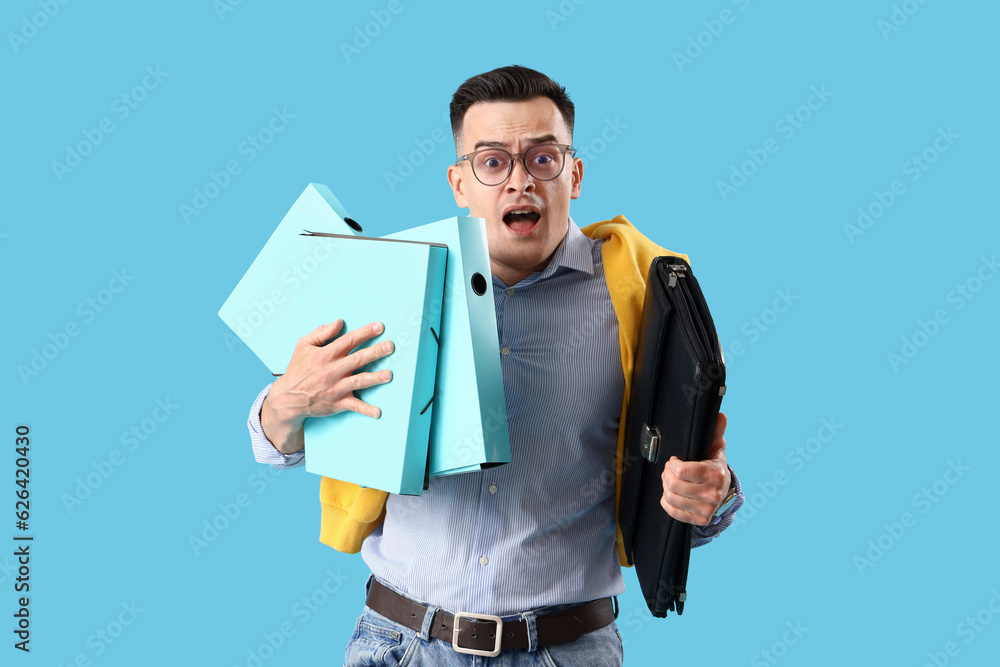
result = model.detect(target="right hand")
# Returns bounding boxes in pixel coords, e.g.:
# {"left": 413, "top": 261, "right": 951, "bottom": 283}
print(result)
{"left": 261, "top": 320, "right": 394, "bottom": 453}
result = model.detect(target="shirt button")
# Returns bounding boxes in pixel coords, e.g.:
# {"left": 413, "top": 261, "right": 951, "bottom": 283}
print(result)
{"left": 479, "top": 556, "right": 488, "bottom": 566}
{"left": 500, "top": 346, "right": 510, "bottom": 355}
{"left": 489, "top": 484, "right": 498, "bottom": 494}
{"left": 506, "top": 289, "right": 514, "bottom": 296}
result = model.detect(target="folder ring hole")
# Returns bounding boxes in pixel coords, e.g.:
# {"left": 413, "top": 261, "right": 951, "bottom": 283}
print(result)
{"left": 471, "top": 273, "right": 487, "bottom": 296}
{"left": 344, "top": 216, "right": 363, "bottom": 233}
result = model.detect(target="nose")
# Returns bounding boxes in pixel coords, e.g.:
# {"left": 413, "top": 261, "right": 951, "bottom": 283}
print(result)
{"left": 505, "top": 156, "right": 535, "bottom": 193}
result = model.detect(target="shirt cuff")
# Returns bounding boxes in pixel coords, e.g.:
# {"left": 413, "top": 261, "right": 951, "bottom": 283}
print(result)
{"left": 248, "top": 382, "right": 305, "bottom": 469}
{"left": 691, "top": 467, "right": 744, "bottom": 548}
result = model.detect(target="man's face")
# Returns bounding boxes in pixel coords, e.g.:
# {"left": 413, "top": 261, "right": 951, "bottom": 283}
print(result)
{"left": 447, "top": 97, "right": 582, "bottom": 286}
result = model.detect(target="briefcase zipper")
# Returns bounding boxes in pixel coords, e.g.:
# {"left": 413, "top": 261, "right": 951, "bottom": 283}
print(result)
{"left": 665, "top": 264, "right": 709, "bottom": 368}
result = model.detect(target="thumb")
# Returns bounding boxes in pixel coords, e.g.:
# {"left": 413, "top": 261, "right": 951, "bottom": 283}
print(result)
{"left": 707, "top": 412, "right": 727, "bottom": 460}
{"left": 300, "top": 319, "right": 344, "bottom": 347}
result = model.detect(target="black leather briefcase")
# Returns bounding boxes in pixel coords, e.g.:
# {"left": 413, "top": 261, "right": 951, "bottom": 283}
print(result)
{"left": 618, "top": 256, "right": 726, "bottom": 618}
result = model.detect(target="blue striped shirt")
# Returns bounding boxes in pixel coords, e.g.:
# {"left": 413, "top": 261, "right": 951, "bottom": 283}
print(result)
{"left": 247, "top": 217, "right": 743, "bottom": 616}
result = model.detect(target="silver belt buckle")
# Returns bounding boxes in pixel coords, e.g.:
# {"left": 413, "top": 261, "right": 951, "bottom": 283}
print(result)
{"left": 452, "top": 611, "right": 503, "bottom": 657}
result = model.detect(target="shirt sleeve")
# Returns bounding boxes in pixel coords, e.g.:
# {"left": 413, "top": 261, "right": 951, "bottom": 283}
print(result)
{"left": 248, "top": 383, "right": 305, "bottom": 470}
{"left": 690, "top": 467, "right": 744, "bottom": 548}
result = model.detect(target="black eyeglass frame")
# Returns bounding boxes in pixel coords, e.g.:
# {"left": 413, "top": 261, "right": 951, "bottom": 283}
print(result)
{"left": 454, "top": 143, "right": 577, "bottom": 186}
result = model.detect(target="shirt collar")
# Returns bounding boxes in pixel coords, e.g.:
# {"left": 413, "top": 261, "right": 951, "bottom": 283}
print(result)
{"left": 535, "top": 216, "right": 597, "bottom": 279}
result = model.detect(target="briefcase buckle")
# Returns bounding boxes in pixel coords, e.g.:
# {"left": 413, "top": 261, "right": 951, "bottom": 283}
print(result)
{"left": 452, "top": 612, "right": 503, "bottom": 657}
{"left": 641, "top": 424, "right": 660, "bottom": 462}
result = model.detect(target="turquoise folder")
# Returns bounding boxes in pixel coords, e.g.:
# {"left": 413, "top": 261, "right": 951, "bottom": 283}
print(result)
{"left": 385, "top": 217, "right": 511, "bottom": 476}
{"left": 218, "top": 183, "right": 366, "bottom": 373}
{"left": 219, "top": 185, "right": 448, "bottom": 495}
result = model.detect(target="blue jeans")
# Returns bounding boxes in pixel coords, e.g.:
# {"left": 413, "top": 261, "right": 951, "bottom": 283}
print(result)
{"left": 343, "top": 605, "right": 624, "bottom": 666}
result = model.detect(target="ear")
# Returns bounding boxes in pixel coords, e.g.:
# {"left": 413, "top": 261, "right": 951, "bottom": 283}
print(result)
{"left": 569, "top": 155, "right": 583, "bottom": 200}
{"left": 447, "top": 162, "right": 469, "bottom": 209}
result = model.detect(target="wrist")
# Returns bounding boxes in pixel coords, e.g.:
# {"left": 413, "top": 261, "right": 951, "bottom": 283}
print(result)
{"left": 260, "top": 389, "right": 306, "bottom": 455}
{"left": 264, "top": 378, "right": 306, "bottom": 429}
{"left": 713, "top": 465, "right": 738, "bottom": 517}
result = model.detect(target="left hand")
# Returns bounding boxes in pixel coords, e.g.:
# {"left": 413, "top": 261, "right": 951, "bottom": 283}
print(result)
{"left": 659, "top": 412, "right": 731, "bottom": 526}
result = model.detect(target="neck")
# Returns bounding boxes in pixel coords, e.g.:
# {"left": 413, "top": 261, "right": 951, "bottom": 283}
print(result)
{"left": 491, "top": 262, "right": 548, "bottom": 288}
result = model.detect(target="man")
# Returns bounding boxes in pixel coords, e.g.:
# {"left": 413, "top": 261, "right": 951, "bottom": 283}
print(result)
{"left": 248, "top": 65, "right": 743, "bottom": 666}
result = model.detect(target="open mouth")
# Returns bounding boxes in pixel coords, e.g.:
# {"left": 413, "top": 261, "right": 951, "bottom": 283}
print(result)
{"left": 503, "top": 209, "right": 541, "bottom": 232}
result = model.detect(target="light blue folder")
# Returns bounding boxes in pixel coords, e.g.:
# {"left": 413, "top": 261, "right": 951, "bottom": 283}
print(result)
{"left": 385, "top": 217, "right": 511, "bottom": 476}
{"left": 218, "top": 183, "right": 366, "bottom": 373}
{"left": 219, "top": 185, "right": 447, "bottom": 495}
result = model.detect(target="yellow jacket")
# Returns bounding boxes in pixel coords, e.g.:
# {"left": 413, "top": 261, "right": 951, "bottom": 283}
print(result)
{"left": 317, "top": 215, "right": 687, "bottom": 567}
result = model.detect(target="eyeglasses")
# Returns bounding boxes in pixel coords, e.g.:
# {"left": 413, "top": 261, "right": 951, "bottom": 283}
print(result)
{"left": 455, "top": 143, "right": 576, "bottom": 186}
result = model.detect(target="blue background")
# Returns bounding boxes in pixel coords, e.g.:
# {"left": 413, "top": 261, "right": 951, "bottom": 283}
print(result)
{"left": 4, "top": 1, "right": 998, "bottom": 665}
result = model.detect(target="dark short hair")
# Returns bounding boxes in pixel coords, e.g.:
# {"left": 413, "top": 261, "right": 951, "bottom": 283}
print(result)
{"left": 450, "top": 65, "right": 575, "bottom": 150}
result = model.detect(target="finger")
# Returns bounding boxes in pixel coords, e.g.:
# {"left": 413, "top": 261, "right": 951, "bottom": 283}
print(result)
{"left": 706, "top": 412, "right": 728, "bottom": 459}
{"left": 298, "top": 320, "right": 344, "bottom": 347}
{"left": 667, "top": 456, "right": 722, "bottom": 484}
{"left": 325, "top": 321, "right": 385, "bottom": 358}
{"left": 659, "top": 490, "right": 712, "bottom": 526}
{"left": 660, "top": 467, "right": 707, "bottom": 501}
{"left": 664, "top": 464, "right": 728, "bottom": 508}
{"left": 346, "top": 337, "right": 395, "bottom": 373}
{"left": 341, "top": 369, "right": 393, "bottom": 394}
{"left": 338, "top": 395, "right": 383, "bottom": 420}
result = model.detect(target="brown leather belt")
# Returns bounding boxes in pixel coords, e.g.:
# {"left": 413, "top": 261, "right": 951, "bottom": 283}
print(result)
{"left": 365, "top": 578, "right": 616, "bottom": 657}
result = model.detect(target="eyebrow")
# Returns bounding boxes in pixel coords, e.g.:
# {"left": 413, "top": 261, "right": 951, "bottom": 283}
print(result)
{"left": 472, "top": 134, "right": 559, "bottom": 151}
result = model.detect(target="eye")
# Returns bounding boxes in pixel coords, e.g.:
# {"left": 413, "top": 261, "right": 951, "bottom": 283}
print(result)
{"left": 529, "top": 146, "right": 561, "bottom": 165}
{"left": 476, "top": 152, "right": 509, "bottom": 170}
